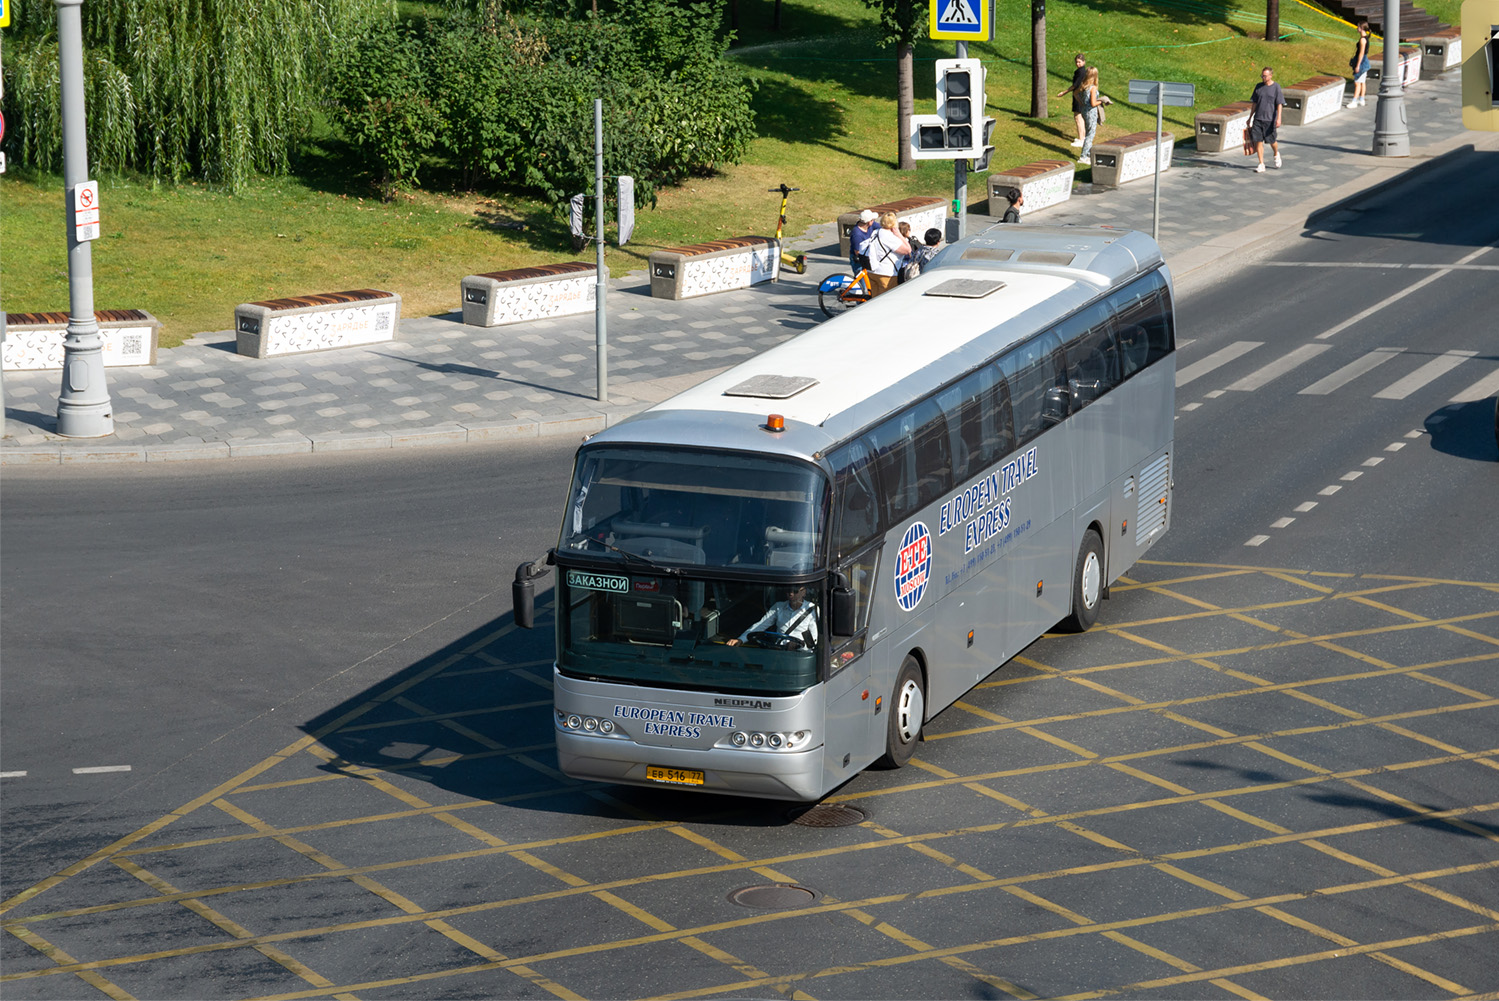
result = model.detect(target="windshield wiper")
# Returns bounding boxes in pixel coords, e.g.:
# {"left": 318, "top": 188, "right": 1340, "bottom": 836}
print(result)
{"left": 589, "top": 538, "right": 682, "bottom": 576}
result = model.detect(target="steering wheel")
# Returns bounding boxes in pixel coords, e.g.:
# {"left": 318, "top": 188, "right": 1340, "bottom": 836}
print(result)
{"left": 745, "top": 630, "right": 804, "bottom": 650}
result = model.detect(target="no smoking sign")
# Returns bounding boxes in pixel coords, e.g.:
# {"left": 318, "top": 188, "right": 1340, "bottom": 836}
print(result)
{"left": 73, "top": 180, "right": 101, "bottom": 242}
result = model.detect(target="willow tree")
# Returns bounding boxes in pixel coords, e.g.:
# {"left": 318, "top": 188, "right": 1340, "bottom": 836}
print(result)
{"left": 1, "top": 0, "right": 383, "bottom": 188}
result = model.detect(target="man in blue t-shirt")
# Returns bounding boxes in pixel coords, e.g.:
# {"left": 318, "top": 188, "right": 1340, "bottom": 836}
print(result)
{"left": 1249, "top": 66, "right": 1284, "bottom": 174}
{"left": 849, "top": 210, "right": 880, "bottom": 273}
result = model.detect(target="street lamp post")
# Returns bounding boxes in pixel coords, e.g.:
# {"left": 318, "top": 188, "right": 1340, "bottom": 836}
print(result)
{"left": 1372, "top": 0, "right": 1411, "bottom": 156}
{"left": 54, "top": 0, "right": 114, "bottom": 437}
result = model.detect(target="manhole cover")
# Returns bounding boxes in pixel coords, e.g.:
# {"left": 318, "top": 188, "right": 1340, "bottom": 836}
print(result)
{"left": 728, "top": 884, "right": 820, "bottom": 909}
{"left": 789, "top": 803, "right": 868, "bottom": 828}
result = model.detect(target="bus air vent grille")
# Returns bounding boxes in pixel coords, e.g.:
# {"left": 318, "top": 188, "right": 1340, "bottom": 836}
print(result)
{"left": 961, "top": 248, "right": 1014, "bottom": 262}
{"left": 924, "top": 278, "right": 1007, "bottom": 299}
{"left": 1017, "top": 250, "right": 1077, "bottom": 265}
{"left": 723, "top": 374, "right": 819, "bottom": 399}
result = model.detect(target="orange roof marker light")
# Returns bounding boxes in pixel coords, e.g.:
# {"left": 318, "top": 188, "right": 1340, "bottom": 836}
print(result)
{"left": 765, "top": 414, "right": 786, "bottom": 432}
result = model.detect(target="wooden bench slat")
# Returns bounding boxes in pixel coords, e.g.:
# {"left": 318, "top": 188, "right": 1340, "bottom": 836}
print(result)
{"left": 475, "top": 262, "right": 596, "bottom": 282}
{"left": 247, "top": 289, "right": 392, "bottom": 311}
{"left": 6, "top": 308, "right": 152, "bottom": 326}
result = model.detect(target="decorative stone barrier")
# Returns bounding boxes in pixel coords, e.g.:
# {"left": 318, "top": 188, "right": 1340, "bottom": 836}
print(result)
{"left": 648, "top": 237, "right": 780, "bottom": 300}
{"left": 1194, "top": 101, "right": 1253, "bottom": 154}
{"left": 461, "top": 262, "right": 599, "bottom": 327}
{"left": 1282, "top": 76, "right": 1345, "bottom": 126}
{"left": 235, "top": 289, "right": 400, "bottom": 359}
{"left": 2, "top": 309, "right": 161, "bottom": 371}
{"left": 1421, "top": 28, "right": 1461, "bottom": 75}
{"left": 1368, "top": 46, "right": 1422, "bottom": 88}
{"left": 836, "top": 196, "right": 948, "bottom": 258}
{"left": 986, "top": 160, "right": 1074, "bottom": 217}
{"left": 1089, "top": 131, "right": 1174, "bottom": 190}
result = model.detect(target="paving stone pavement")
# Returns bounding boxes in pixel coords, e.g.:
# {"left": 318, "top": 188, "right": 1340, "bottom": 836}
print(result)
{"left": 3, "top": 70, "right": 1491, "bottom": 463}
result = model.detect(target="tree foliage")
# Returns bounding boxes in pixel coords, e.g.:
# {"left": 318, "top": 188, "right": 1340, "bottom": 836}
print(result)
{"left": 326, "top": 1, "right": 757, "bottom": 207}
{"left": 862, "top": 0, "right": 921, "bottom": 169}
{"left": 0, "top": 0, "right": 383, "bottom": 188}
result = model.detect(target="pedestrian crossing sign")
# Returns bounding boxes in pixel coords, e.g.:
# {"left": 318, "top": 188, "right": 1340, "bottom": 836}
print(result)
{"left": 930, "top": 0, "right": 989, "bottom": 40}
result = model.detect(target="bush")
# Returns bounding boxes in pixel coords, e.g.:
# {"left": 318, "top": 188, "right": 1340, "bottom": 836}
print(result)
{"left": 328, "top": 21, "right": 443, "bottom": 195}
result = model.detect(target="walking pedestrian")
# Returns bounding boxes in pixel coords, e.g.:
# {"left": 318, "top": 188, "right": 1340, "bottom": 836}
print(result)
{"left": 1057, "top": 53, "right": 1089, "bottom": 148}
{"left": 1078, "top": 67, "right": 1106, "bottom": 165}
{"left": 1248, "top": 66, "right": 1284, "bottom": 173}
{"left": 1000, "top": 187, "right": 1024, "bottom": 223}
{"left": 849, "top": 209, "right": 880, "bottom": 273}
{"left": 865, "top": 211, "right": 910, "bottom": 297}
{"left": 1348, "top": 22, "right": 1372, "bottom": 107}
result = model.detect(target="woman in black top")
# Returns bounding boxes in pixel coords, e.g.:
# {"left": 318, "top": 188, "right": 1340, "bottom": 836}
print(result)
{"left": 1056, "top": 53, "right": 1088, "bottom": 148}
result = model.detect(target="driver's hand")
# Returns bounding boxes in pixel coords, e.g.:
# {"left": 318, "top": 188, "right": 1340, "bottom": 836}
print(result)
{"left": 726, "top": 638, "right": 741, "bottom": 647}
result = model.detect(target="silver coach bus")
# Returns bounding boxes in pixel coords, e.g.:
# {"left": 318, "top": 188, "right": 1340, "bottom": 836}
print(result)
{"left": 513, "top": 224, "right": 1176, "bottom": 801}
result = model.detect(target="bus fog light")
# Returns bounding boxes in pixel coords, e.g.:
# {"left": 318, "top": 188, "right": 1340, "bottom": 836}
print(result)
{"left": 750, "top": 733, "right": 766, "bottom": 747}
{"left": 583, "top": 717, "right": 598, "bottom": 731}
{"left": 731, "top": 732, "right": 748, "bottom": 746}
{"left": 599, "top": 719, "right": 615, "bottom": 734}
{"left": 566, "top": 714, "right": 583, "bottom": 729}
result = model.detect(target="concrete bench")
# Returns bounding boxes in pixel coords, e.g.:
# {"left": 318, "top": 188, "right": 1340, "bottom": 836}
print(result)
{"left": 1421, "top": 28, "right": 1461, "bottom": 75}
{"left": 1089, "top": 131, "right": 1174, "bottom": 190}
{"left": 461, "top": 262, "right": 598, "bottom": 327}
{"left": 235, "top": 289, "right": 400, "bottom": 359}
{"left": 1368, "top": 45, "right": 1422, "bottom": 88}
{"left": 986, "top": 160, "right": 1074, "bottom": 217}
{"left": 837, "top": 196, "right": 948, "bottom": 259}
{"left": 648, "top": 237, "right": 779, "bottom": 300}
{"left": 1282, "top": 76, "right": 1345, "bottom": 126}
{"left": 2, "top": 309, "right": 160, "bottom": 371}
{"left": 1193, "top": 101, "right": 1253, "bottom": 154}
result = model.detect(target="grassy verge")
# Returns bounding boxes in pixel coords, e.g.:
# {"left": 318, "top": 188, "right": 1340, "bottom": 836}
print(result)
{"left": 0, "top": 0, "right": 1370, "bottom": 348}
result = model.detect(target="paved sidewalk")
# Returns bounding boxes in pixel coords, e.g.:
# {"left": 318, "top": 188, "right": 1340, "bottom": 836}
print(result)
{"left": 3, "top": 71, "right": 1490, "bottom": 464}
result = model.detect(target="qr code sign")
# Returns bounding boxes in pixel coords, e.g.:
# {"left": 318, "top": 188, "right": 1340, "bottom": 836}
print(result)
{"left": 122, "top": 334, "right": 143, "bottom": 356}
{"left": 375, "top": 310, "right": 392, "bottom": 331}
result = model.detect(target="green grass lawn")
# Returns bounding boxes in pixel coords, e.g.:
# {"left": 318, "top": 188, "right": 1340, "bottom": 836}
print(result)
{"left": 0, "top": 0, "right": 1375, "bottom": 347}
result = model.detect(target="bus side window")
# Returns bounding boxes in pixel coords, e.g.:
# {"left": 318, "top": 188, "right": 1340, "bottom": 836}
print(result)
{"left": 1112, "top": 272, "right": 1174, "bottom": 372}
{"left": 955, "top": 365, "right": 1014, "bottom": 477}
{"left": 1059, "top": 302, "right": 1119, "bottom": 408}
{"left": 1002, "top": 330, "right": 1066, "bottom": 444}
{"left": 831, "top": 437, "right": 882, "bottom": 559}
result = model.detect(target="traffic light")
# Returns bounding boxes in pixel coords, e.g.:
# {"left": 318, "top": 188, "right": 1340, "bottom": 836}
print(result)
{"left": 909, "top": 57, "right": 995, "bottom": 162}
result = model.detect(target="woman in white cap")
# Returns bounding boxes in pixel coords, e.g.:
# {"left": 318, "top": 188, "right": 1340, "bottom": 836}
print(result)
{"left": 849, "top": 209, "right": 880, "bottom": 273}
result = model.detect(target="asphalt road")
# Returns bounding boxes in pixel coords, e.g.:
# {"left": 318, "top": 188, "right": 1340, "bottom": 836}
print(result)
{"left": 2, "top": 152, "right": 1496, "bottom": 999}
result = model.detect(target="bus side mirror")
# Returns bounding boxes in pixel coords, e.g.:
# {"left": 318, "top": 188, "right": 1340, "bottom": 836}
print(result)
{"left": 830, "top": 573, "right": 857, "bottom": 636}
{"left": 512, "top": 557, "right": 553, "bottom": 630}
{"left": 1042, "top": 385, "right": 1071, "bottom": 425}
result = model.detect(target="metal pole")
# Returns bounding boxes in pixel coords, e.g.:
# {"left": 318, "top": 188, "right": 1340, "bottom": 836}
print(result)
{"left": 954, "top": 41, "right": 968, "bottom": 240}
{"left": 1372, "top": 0, "right": 1410, "bottom": 156}
{"left": 593, "top": 98, "right": 608, "bottom": 404}
{"left": 54, "top": 0, "right": 114, "bottom": 437}
{"left": 1153, "top": 92, "right": 1164, "bottom": 241}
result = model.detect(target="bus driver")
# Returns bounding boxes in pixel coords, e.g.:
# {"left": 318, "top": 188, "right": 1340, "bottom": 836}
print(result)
{"left": 727, "top": 585, "right": 819, "bottom": 648}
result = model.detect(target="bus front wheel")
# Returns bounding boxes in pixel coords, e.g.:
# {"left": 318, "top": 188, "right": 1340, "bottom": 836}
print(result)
{"left": 1064, "top": 530, "right": 1104, "bottom": 633}
{"left": 876, "top": 657, "right": 925, "bottom": 768}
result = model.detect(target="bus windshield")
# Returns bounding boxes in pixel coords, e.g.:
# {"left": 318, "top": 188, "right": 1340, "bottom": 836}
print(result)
{"left": 559, "top": 572, "right": 822, "bottom": 694}
{"left": 559, "top": 447, "right": 828, "bottom": 572}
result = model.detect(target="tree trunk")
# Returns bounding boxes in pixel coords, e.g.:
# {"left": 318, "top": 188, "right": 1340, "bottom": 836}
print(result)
{"left": 1030, "top": 0, "right": 1047, "bottom": 117}
{"left": 1265, "top": 0, "right": 1280, "bottom": 41}
{"left": 773, "top": 0, "right": 782, "bottom": 31}
{"left": 897, "top": 41, "right": 915, "bottom": 170}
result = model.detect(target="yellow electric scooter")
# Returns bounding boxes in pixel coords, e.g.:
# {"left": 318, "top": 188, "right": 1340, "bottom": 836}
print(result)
{"left": 769, "top": 184, "right": 807, "bottom": 275}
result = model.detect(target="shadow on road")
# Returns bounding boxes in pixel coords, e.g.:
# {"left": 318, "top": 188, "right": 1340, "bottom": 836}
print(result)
{"left": 1427, "top": 398, "right": 1499, "bottom": 462}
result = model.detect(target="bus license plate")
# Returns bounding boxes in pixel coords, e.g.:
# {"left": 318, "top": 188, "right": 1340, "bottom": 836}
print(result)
{"left": 647, "top": 765, "right": 704, "bottom": 786}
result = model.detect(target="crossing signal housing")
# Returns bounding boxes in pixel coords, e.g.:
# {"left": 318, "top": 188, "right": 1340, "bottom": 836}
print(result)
{"left": 910, "top": 57, "right": 995, "bottom": 162}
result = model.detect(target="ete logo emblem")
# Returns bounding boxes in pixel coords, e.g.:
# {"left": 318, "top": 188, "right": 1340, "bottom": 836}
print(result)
{"left": 894, "top": 522, "right": 932, "bottom": 612}
{"left": 929, "top": 0, "right": 988, "bottom": 39}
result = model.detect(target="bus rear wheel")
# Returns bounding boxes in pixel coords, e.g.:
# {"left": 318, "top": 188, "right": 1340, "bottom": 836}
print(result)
{"left": 1063, "top": 529, "right": 1104, "bottom": 633}
{"left": 875, "top": 656, "right": 925, "bottom": 768}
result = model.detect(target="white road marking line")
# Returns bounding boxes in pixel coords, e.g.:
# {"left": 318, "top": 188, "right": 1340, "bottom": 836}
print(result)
{"left": 1405, "top": 429, "right": 1428, "bottom": 438}
{"left": 1262, "top": 261, "right": 1499, "bottom": 272}
{"left": 1, "top": 771, "right": 28, "bottom": 779}
{"left": 1375, "top": 351, "right": 1479, "bottom": 400}
{"left": 1298, "top": 347, "right": 1404, "bottom": 395}
{"left": 1226, "top": 343, "right": 1332, "bottom": 392}
{"left": 1450, "top": 366, "right": 1499, "bottom": 403}
{"left": 72, "top": 765, "right": 132, "bottom": 775}
{"left": 1204, "top": 390, "right": 1226, "bottom": 398}
{"left": 1386, "top": 442, "right": 1406, "bottom": 451}
{"left": 1245, "top": 535, "right": 1270, "bottom": 547}
{"left": 1176, "top": 342, "right": 1263, "bottom": 387}
{"left": 1181, "top": 402, "right": 1202, "bottom": 411}
{"left": 1271, "top": 517, "right": 1295, "bottom": 528}
{"left": 1362, "top": 457, "right": 1384, "bottom": 466}
{"left": 1295, "top": 502, "right": 1318, "bottom": 512}
{"left": 1341, "top": 471, "right": 1363, "bottom": 481}
{"left": 1313, "top": 245, "right": 1495, "bottom": 341}
{"left": 1318, "top": 485, "right": 1343, "bottom": 496}
{"left": 1177, "top": 338, "right": 1196, "bottom": 349}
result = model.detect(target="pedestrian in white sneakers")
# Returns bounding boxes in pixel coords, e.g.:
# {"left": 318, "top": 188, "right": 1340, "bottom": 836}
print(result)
{"left": 1057, "top": 53, "right": 1089, "bottom": 148}
{"left": 1348, "top": 22, "right": 1371, "bottom": 107}
{"left": 1248, "top": 66, "right": 1284, "bottom": 173}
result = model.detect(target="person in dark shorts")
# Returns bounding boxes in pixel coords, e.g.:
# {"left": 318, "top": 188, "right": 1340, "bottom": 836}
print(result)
{"left": 1001, "top": 187, "right": 1023, "bottom": 223}
{"left": 1249, "top": 66, "right": 1284, "bottom": 173}
{"left": 1056, "top": 53, "right": 1089, "bottom": 148}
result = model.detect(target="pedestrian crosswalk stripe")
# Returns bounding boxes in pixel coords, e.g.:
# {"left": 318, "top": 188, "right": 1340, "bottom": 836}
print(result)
{"left": 1226, "top": 343, "right": 1330, "bottom": 392}
{"left": 1176, "top": 341, "right": 1261, "bottom": 387}
{"left": 1448, "top": 366, "right": 1499, "bottom": 403}
{"left": 1299, "top": 347, "right": 1405, "bottom": 396}
{"left": 1374, "top": 350, "right": 1479, "bottom": 400}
